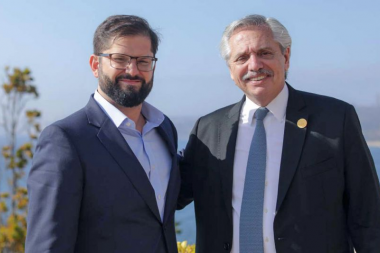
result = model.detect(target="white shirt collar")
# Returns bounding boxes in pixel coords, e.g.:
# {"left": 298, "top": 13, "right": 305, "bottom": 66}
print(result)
{"left": 93, "top": 89, "right": 165, "bottom": 128}
{"left": 241, "top": 84, "right": 289, "bottom": 124}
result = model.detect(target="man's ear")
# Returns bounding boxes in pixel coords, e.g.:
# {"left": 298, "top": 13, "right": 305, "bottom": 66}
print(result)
{"left": 89, "top": 55, "right": 100, "bottom": 78}
{"left": 284, "top": 47, "right": 291, "bottom": 71}
{"left": 228, "top": 63, "right": 235, "bottom": 81}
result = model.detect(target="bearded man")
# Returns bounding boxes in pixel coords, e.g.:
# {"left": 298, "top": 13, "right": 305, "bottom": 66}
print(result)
{"left": 26, "top": 15, "right": 180, "bottom": 253}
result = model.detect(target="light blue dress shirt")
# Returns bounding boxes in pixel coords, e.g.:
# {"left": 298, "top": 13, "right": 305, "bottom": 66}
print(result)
{"left": 94, "top": 91, "right": 172, "bottom": 221}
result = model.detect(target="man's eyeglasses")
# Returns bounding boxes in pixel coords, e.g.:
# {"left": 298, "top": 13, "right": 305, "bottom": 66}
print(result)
{"left": 97, "top": 53, "right": 158, "bottom": 72}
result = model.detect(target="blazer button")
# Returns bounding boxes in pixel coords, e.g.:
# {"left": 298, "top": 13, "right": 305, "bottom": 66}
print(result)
{"left": 223, "top": 243, "right": 230, "bottom": 250}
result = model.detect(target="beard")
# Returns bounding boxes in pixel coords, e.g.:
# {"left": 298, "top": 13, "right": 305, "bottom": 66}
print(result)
{"left": 98, "top": 69, "right": 153, "bottom": 108}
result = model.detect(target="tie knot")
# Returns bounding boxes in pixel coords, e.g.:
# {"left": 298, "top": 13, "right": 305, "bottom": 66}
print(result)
{"left": 255, "top": 107, "right": 269, "bottom": 120}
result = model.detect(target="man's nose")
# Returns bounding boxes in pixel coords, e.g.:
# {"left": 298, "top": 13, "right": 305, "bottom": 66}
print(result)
{"left": 124, "top": 59, "right": 139, "bottom": 76}
{"left": 248, "top": 54, "right": 263, "bottom": 71}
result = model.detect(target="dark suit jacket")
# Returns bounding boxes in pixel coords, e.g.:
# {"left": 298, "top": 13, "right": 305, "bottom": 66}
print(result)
{"left": 178, "top": 84, "right": 380, "bottom": 253}
{"left": 26, "top": 96, "right": 180, "bottom": 253}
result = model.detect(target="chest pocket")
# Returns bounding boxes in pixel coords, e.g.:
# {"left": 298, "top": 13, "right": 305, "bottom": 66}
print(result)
{"left": 301, "top": 157, "right": 336, "bottom": 179}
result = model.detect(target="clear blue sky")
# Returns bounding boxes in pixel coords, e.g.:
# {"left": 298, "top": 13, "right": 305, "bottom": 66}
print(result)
{"left": 0, "top": 0, "right": 379, "bottom": 126}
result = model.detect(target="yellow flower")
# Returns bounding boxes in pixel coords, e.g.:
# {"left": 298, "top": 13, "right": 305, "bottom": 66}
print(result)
{"left": 177, "top": 241, "right": 195, "bottom": 253}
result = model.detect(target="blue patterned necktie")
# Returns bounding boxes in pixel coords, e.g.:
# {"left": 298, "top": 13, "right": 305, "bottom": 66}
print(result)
{"left": 240, "top": 107, "right": 269, "bottom": 253}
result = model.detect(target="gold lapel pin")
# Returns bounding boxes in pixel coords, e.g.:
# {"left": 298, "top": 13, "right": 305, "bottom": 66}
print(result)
{"left": 297, "top": 118, "right": 307, "bottom": 128}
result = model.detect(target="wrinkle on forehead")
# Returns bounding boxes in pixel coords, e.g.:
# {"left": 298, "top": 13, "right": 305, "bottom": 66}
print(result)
{"left": 231, "top": 25, "right": 273, "bottom": 39}
{"left": 229, "top": 27, "right": 283, "bottom": 56}
{"left": 230, "top": 29, "right": 273, "bottom": 50}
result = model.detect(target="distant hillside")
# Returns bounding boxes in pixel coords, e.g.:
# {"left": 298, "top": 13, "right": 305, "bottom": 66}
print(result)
{"left": 171, "top": 117, "right": 197, "bottom": 142}
{"left": 171, "top": 105, "right": 380, "bottom": 143}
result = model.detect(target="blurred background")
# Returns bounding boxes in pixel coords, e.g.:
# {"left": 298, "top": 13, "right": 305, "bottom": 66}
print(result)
{"left": 0, "top": 0, "right": 379, "bottom": 249}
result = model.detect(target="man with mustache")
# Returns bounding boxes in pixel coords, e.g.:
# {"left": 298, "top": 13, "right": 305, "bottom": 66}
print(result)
{"left": 178, "top": 15, "right": 380, "bottom": 252}
{"left": 26, "top": 15, "right": 180, "bottom": 253}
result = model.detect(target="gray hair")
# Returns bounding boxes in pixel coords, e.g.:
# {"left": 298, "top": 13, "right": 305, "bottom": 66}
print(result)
{"left": 220, "top": 14, "right": 292, "bottom": 61}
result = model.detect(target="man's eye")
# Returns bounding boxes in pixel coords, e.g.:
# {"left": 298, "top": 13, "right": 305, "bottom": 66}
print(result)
{"left": 260, "top": 51, "right": 274, "bottom": 58}
{"left": 114, "top": 57, "right": 128, "bottom": 63}
{"left": 236, "top": 56, "right": 248, "bottom": 63}
{"left": 138, "top": 59, "right": 151, "bottom": 65}
{"left": 137, "top": 58, "right": 153, "bottom": 67}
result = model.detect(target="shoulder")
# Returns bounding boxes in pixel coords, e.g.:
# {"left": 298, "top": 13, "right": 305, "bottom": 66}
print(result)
{"left": 293, "top": 88, "right": 353, "bottom": 115}
{"left": 197, "top": 101, "right": 241, "bottom": 127}
{"left": 300, "top": 90, "right": 350, "bottom": 107}
{"left": 41, "top": 107, "right": 89, "bottom": 140}
{"left": 289, "top": 87, "right": 359, "bottom": 131}
{"left": 54, "top": 108, "right": 88, "bottom": 128}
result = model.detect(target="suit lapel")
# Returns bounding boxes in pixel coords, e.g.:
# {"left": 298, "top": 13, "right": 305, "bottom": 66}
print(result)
{"left": 156, "top": 121, "right": 180, "bottom": 224}
{"left": 163, "top": 155, "right": 180, "bottom": 224}
{"left": 276, "top": 84, "right": 308, "bottom": 212}
{"left": 156, "top": 120, "right": 176, "bottom": 157}
{"left": 218, "top": 98, "right": 245, "bottom": 222}
{"left": 85, "top": 96, "right": 162, "bottom": 222}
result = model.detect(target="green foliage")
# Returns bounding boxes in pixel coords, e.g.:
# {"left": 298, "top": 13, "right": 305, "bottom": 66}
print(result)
{"left": 175, "top": 221, "right": 182, "bottom": 234}
{"left": 2, "top": 67, "right": 38, "bottom": 97}
{"left": 0, "top": 213, "right": 27, "bottom": 252}
{"left": 0, "top": 67, "right": 41, "bottom": 252}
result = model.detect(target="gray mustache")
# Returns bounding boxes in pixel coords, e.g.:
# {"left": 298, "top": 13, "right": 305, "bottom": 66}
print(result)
{"left": 242, "top": 70, "right": 273, "bottom": 81}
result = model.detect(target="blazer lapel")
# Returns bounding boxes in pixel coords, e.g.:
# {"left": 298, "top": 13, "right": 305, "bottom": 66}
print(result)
{"left": 276, "top": 84, "right": 308, "bottom": 212}
{"left": 156, "top": 120, "right": 181, "bottom": 224}
{"left": 163, "top": 156, "right": 180, "bottom": 224}
{"left": 85, "top": 96, "right": 162, "bottom": 222}
{"left": 156, "top": 120, "right": 176, "bottom": 157}
{"left": 218, "top": 97, "right": 245, "bottom": 222}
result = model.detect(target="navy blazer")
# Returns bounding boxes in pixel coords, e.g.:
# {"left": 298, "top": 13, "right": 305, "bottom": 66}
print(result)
{"left": 26, "top": 96, "right": 180, "bottom": 253}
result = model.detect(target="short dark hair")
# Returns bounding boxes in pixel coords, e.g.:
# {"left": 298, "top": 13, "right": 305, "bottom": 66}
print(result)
{"left": 93, "top": 15, "right": 160, "bottom": 55}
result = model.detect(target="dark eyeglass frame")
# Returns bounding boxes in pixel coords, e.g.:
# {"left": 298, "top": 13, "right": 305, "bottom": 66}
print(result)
{"left": 97, "top": 53, "right": 158, "bottom": 72}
